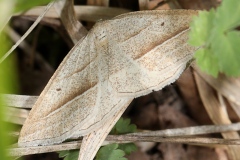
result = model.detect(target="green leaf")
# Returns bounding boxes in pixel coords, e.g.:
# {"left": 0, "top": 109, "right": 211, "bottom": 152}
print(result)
{"left": 58, "top": 150, "right": 79, "bottom": 160}
{"left": 14, "top": 0, "right": 53, "bottom": 13}
{"left": 58, "top": 150, "right": 69, "bottom": 158}
{"left": 188, "top": 0, "right": 240, "bottom": 77}
{"left": 212, "top": 30, "right": 240, "bottom": 76}
{"left": 118, "top": 143, "right": 137, "bottom": 155}
{"left": 111, "top": 118, "right": 137, "bottom": 135}
{"left": 96, "top": 144, "right": 127, "bottom": 160}
{"left": 188, "top": 9, "right": 215, "bottom": 46}
{"left": 0, "top": 11, "right": 18, "bottom": 159}
{"left": 194, "top": 48, "right": 219, "bottom": 77}
{"left": 215, "top": 0, "right": 240, "bottom": 30}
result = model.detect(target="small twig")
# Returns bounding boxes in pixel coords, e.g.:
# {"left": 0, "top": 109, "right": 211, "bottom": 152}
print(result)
{"left": 8, "top": 136, "right": 240, "bottom": 157}
{"left": 8, "top": 122, "right": 240, "bottom": 139}
{"left": 107, "top": 136, "right": 240, "bottom": 146}
{"left": 129, "top": 122, "right": 240, "bottom": 137}
{"left": 9, "top": 141, "right": 81, "bottom": 157}
{"left": 14, "top": 6, "right": 130, "bottom": 22}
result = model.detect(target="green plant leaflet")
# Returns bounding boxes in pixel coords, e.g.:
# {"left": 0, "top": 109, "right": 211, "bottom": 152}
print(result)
{"left": 118, "top": 143, "right": 137, "bottom": 155}
{"left": 58, "top": 150, "right": 79, "bottom": 160}
{"left": 111, "top": 118, "right": 137, "bottom": 135}
{"left": 95, "top": 144, "right": 127, "bottom": 160}
{"left": 189, "top": 0, "right": 240, "bottom": 77}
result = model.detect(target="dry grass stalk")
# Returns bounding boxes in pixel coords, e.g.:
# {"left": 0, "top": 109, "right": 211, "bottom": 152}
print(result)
{"left": 16, "top": 5, "right": 130, "bottom": 22}
{"left": 9, "top": 136, "right": 240, "bottom": 157}
{"left": 194, "top": 68, "right": 240, "bottom": 160}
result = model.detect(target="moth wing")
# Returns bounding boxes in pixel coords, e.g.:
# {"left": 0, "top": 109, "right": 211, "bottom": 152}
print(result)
{"left": 18, "top": 19, "right": 134, "bottom": 147}
{"left": 106, "top": 10, "right": 198, "bottom": 97}
{"left": 18, "top": 10, "right": 198, "bottom": 147}
{"left": 18, "top": 29, "right": 103, "bottom": 147}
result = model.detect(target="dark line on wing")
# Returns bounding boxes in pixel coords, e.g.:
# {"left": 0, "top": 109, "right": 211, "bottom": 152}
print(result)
{"left": 133, "top": 27, "right": 189, "bottom": 60}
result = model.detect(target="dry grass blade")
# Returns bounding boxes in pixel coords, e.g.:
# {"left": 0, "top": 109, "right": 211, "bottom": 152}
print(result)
{"left": 228, "top": 101, "right": 240, "bottom": 119}
{"left": 9, "top": 122, "right": 240, "bottom": 137}
{"left": 108, "top": 136, "right": 240, "bottom": 146}
{"left": 16, "top": 6, "right": 130, "bottom": 22}
{"left": 0, "top": 16, "right": 11, "bottom": 32}
{"left": 102, "top": 0, "right": 109, "bottom": 6}
{"left": 2, "top": 94, "right": 37, "bottom": 109}
{"left": 87, "top": 0, "right": 109, "bottom": 6}
{"left": 9, "top": 136, "right": 240, "bottom": 157}
{"left": 193, "top": 64, "right": 240, "bottom": 106}
{"left": 5, "top": 107, "right": 29, "bottom": 125}
{"left": 194, "top": 69, "right": 240, "bottom": 160}
{"left": 5, "top": 93, "right": 240, "bottom": 157}
{"left": 3, "top": 97, "right": 30, "bottom": 125}
{"left": 193, "top": 64, "right": 240, "bottom": 118}
{"left": 0, "top": 2, "right": 54, "bottom": 63}
{"left": 53, "top": 0, "right": 88, "bottom": 44}
{"left": 5, "top": 27, "right": 54, "bottom": 73}
{"left": 129, "top": 123, "right": 240, "bottom": 137}
{"left": 139, "top": 0, "right": 149, "bottom": 10}
{"left": 9, "top": 141, "right": 81, "bottom": 157}
{"left": 78, "top": 100, "right": 132, "bottom": 160}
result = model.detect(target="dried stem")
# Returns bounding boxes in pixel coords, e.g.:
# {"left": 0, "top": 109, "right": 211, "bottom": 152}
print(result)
{"left": 9, "top": 136, "right": 240, "bottom": 157}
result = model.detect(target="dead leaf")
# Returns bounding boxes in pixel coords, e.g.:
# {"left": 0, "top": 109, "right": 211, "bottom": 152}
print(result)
{"left": 194, "top": 69, "right": 240, "bottom": 160}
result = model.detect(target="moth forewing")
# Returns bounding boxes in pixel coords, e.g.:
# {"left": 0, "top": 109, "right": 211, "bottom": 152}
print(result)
{"left": 107, "top": 11, "right": 198, "bottom": 97}
{"left": 18, "top": 31, "right": 101, "bottom": 147}
{"left": 18, "top": 10, "right": 198, "bottom": 159}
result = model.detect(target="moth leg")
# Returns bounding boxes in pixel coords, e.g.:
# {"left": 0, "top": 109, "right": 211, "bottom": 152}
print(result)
{"left": 78, "top": 99, "right": 132, "bottom": 160}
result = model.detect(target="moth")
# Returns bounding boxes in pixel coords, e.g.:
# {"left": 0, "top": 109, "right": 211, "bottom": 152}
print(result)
{"left": 18, "top": 10, "right": 198, "bottom": 160}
